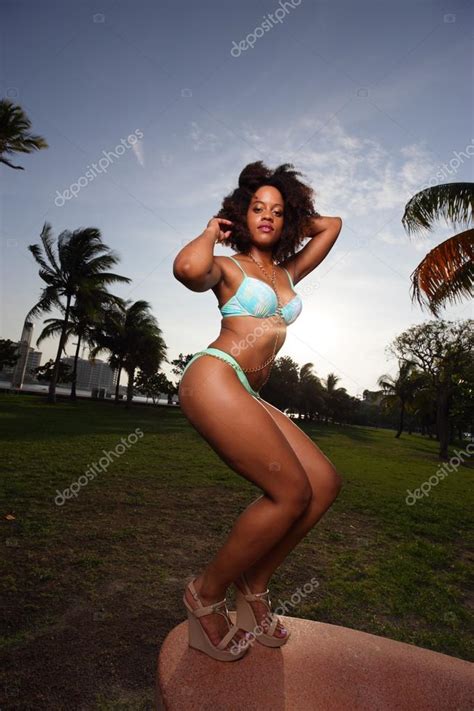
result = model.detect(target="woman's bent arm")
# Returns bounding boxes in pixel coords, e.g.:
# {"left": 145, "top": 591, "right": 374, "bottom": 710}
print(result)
{"left": 173, "top": 227, "right": 222, "bottom": 292}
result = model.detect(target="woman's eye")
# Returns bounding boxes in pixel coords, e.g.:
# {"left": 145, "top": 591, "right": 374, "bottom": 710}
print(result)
{"left": 254, "top": 207, "right": 283, "bottom": 217}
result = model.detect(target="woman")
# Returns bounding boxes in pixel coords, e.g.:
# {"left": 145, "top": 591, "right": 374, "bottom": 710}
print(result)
{"left": 174, "top": 161, "right": 343, "bottom": 661}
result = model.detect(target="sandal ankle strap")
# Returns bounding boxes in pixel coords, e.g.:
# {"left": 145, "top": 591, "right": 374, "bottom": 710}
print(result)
{"left": 241, "top": 588, "right": 271, "bottom": 603}
{"left": 188, "top": 579, "right": 226, "bottom": 607}
{"left": 193, "top": 598, "right": 230, "bottom": 619}
{"left": 236, "top": 579, "right": 283, "bottom": 638}
{"left": 187, "top": 580, "right": 230, "bottom": 620}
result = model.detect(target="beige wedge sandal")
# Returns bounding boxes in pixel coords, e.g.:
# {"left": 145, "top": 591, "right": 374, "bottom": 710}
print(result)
{"left": 235, "top": 573, "right": 291, "bottom": 648}
{"left": 183, "top": 578, "right": 250, "bottom": 661}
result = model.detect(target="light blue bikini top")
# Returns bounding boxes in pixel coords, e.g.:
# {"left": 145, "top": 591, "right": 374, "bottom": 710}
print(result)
{"left": 219, "top": 256, "right": 303, "bottom": 326}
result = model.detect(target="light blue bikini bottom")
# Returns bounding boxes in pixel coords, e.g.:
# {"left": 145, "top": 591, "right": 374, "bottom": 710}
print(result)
{"left": 182, "top": 347, "right": 262, "bottom": 399}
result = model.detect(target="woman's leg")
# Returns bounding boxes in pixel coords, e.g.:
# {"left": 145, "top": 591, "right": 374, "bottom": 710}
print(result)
{"left": 234, "top": 397, "right": 342, "bottom": 634}
{"left": 178, "top": 354, "right": 312, "bottom": 649}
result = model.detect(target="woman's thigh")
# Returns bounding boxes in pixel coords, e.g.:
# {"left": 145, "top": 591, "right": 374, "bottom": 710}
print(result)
{"left": 178, "top": 355, "right": 312, "bottom": 507}
{"left": 255, "top": 398, "right": 342, "bottom": 500}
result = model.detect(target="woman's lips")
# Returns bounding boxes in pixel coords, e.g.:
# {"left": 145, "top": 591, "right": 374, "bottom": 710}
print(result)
{"left": 258, "top": 225, "right": 274, "bottom": 232}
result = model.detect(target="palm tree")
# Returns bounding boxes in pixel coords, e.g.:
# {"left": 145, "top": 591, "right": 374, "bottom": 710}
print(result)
{"left": 0, "top": 98, "right": 48, "bottom": 170}
{"left": 402, "top": 182, "right": 473, "bottom": 316}
{"left": 35, "top": 288, "right": 125, "bottom": 400}
{"left": 322, "top": 372, "right": 344, "bottom": 424}
{"left": 298, "top": 363, "right": 324, "bottom": 421}
{"left": 70, "top": 289, "right": 125, "bottom": 400}
{"left": 26, "top": 222, "right": 131, "bottom": 403}
{"left": 89, "top": 304, "right": 127, "bottom": 403}
{"left": 378, "top": 361, "right": 425, "bottom": 438}
{"left": 90, "top": 300, "right": 167, "bottom": 408}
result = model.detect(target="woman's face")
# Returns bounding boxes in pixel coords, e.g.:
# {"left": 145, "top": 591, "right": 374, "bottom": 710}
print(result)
{"left": 246, "top": 185, "right": 284, "bottom": 249}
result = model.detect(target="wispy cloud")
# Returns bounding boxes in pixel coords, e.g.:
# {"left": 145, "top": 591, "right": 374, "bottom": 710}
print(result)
{"left": 132, "top": 138, "right": 145, "bottom": 166}
{"left": 189, "top": 121, "right": 222, "bottom": 152}
{"left": 166, "top": 113, "right": 441, "bottom": 220}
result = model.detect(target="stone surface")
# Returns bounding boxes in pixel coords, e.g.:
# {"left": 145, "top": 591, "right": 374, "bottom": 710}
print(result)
{"left": 156, "top": 613, "right": 474, "bottom": 711}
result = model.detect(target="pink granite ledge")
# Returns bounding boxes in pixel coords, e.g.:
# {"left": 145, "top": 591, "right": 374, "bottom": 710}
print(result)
{"left": 156, "top": 613, "right": 474, "bottom": 711}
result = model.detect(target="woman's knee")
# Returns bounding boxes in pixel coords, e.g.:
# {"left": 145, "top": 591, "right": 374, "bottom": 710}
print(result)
{"left": 283, "top": 476, "right": 313, "bottom": 518}
{"left": 311, "top": 467, "right": 343, "bottom": 510}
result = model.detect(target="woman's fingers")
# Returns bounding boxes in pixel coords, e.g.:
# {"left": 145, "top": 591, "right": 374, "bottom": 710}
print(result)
{"left": 208, "top": 216, "right": 233, "bottom": 241}
{"left": 207, "top": 217, "right": 233, "bottom": 230}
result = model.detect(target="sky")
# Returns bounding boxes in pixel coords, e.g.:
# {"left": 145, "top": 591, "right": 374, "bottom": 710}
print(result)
{"left": 1, "top": 0, "right": 473, "bottom": 398}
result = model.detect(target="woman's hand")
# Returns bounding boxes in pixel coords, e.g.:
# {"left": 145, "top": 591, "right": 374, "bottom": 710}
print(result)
{"left": 206, "top": 217, "right": 233, "bottom": 243}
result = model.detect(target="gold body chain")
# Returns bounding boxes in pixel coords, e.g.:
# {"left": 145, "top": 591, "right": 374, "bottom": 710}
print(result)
{"left": 240, "top": 252, "right": 286, "bottom": 389}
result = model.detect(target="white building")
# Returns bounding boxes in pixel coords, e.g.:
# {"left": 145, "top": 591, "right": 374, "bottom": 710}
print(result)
{"left": 61, "top": 356, "right": 117, "bottom": 392}
{"left": 1, "top": 321, "right": 43, "bottom": 386}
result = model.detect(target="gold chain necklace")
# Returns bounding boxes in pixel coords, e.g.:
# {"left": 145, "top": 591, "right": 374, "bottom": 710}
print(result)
{"left": 241, "top": 252, "right": 286, "bottom": 388}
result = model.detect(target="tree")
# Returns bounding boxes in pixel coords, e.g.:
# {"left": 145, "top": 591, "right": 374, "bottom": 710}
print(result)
{"left": 447, "top": 356, "right": 474, "bottom": 443}
{"left": 262, "top": 356, "right": 300, "bottom": 412}
{"left": 0, "top": 98, "right": 48, "bottom": 170}
{"left": 171, "top": 353, "right": 196, "bottom": 379}
{"left": 378, "top": 360, "right": 425, "bottom": 438}
{"left": 0, "top": 339, "right": 19, "bottom": 370}
{"left": 33, "top": 359, "right": 73, "bottom": 384}
{"left": 26, "top": 223, "right": 131, "bottom": 403}
{"left": 90, "top": 300, "right": 167, "bottom": 408}
{"left": 135, "top": 371, "right": 174, "bottom": 405}
{"left": 297, "top": 363, "right": 324, "bottom": 421}
{"left": 405, "top": 372, "right": 436, "bottom": 436}
{"left": 322, "top": 372, "right": 348, "bottom": 424}
{"left": 402, "top": 182, "right": 473, "bottom": 315}
{"left": 35, "top": 288, "right": 125, "bottom": 400}
{"left": 387, "top": 319, "right": 474, "bottom": 460}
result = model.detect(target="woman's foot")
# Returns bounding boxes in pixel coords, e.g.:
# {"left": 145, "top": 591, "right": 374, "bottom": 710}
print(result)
{"left": 184, "top": 575, "right": 250, "bottom": 651}
{"left": 234, "top": 573, "right": 289, "bottom": 639}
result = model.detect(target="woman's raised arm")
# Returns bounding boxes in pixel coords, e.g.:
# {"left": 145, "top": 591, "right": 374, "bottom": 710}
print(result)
{"left": 173, "top": 218, "right": 232, "bottom": 292}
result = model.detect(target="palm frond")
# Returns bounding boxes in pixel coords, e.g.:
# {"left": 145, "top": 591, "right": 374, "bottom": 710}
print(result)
{"left": 37, "top": 268, "right": 61, "bottom": 287}
{"left": 85, "top": 272, "right": 132, "bottom": 286}
{"left": 8, "top": 135, "right": 49, "bottom": 153}
{"left": 28, "top": 243, "right": 56, "bottom": 275}
{"left": 36, "top": 319, "right": 74, "bottom": 347}
{"left": 25, "top": 287, "right": 64, "bottom": 321}
{"left": 0, "top": 156, "right": 24, "bottom": 170}
{"left": 299, "top": 362, "right": 315, "bottom": 379}
{"left": 409, "top": 229, "right": 474, "bottom": 315}
{"left": 39, "top": 222, "right": 61, "bottom": 274}
{"left": 402, "top": 182, "right": 474, "bottom": 235}
{"left": 57, "top": 229, "right": 73, "bottom": 268}
{"left": 377, "top": 374, "right": 396, "bottom": 391}
{"left": 82, "top": 253, "right": 121, "bottom": 273}
{"left": 0, "top": 99, "right": 48, "bottom": 168}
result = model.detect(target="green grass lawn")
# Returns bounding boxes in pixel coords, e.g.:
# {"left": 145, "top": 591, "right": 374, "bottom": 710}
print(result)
{"left": 0, "top": 393, "right": 472, "bottom": 710}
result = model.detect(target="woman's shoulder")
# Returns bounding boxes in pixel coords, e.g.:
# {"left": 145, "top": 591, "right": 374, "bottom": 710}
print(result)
{"left": 215, "top": 253, "right": 244, "bottom": 266}
{"left": 212, "top": 254, "right": 240, "bottom": 286}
